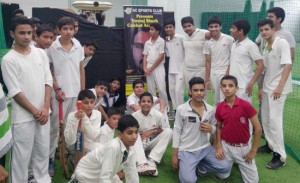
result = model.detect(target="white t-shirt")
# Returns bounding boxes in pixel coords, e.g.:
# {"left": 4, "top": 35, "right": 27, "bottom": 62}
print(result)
{"left": 132, "top": 108, "right": 170, "bottom": 132}
{"left": 64, "top": 110, "right": 102, "bottom": 152}
{"left": 183, "top": 28, "right": 209, "bottom": 69}
{"left": 75, "top": 138, "right": 139, "bottom": 183}
{"left": 126, "top": 92, "right": 158, "bottom": 114}
{"left": 165, "top": 33, "right": 185, "bottom": 74}
{"left": 89, "top": 88, "right": 103, "bottom": 110}
{"left": 229, "top": 38, "right": 262, "bottom": 89}
{"left": 82, "top": 55, "right": 92, "bottom": 68}
{"left": 262, "top": 37, "right": 292, "bottom": 94}
{"left": 173, "top": 100, "right": 215, "bottom": 152}
{"left": 47, "top": 38, "right": 84, "bottom": 98}
{"left": 143, "top": 36, "right": 165, "bottom": 66}
{"left": 203, "top": 33, "right": 234, "bottom": 74}
{"left": 1, "top": 46, "right": 53, "bottom": 124}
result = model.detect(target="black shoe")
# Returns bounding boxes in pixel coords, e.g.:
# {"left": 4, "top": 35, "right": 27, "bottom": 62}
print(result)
{"left": 257, "top": 144, "right": 273, "bottom": 153}
{"left": 196, "top": 165, "right": 207, "bottom": 177}
{"left": 266, "top": 153, "right": 286, "bottom": 170}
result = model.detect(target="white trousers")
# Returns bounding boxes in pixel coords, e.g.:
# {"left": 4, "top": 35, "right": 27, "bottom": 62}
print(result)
{"left": 236, "top": 88, "right": 251, "bottom": 103}
{"left": 210, "top": 73, "right": 225, "bottom": 105}
{"left": 168, "top": 73, "right": 184, "bottom": 110}
{"left": 221, "top": 141, "right": 259, "bottom": 183}
{"left": 135, "top": 128, "right": 172, "bottom": 163}
{"left": 49, "top": 92, "right": 77, "bottom": 159}
{"left": 10, "top": 120, "right": 51, "bottom": 183}
{"left": 146, "top": 64, "right": 168, "bottom": 106}
{"left": 261, "top": 92, "right": 287, "bottom": 161}
{"left": 183, "top": 67, "right": 206, "bottom": 89}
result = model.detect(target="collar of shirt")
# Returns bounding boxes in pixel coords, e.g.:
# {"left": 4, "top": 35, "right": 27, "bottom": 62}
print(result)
{"left": 235, "top": 37, "right": 250, "bottom": 46}
{"left": 88, "top": 110, "right": 101, "bottom": 121}
{"left": 265, "top": 37, "right": 280, "bottom": 50}
{"left": 139, "top": 108, "right": 155, "bottom": 117}
{"left": 52, "top": 37, "right": 81, "bottom": 51}
{"left": 117, "top": 137, "right": 129, "bottom": 162}
{"left": 147, "top": 36, "right": 163, "bottom": 45}
{"left": 224, "top": 96, "right": 242, "bottom": 108}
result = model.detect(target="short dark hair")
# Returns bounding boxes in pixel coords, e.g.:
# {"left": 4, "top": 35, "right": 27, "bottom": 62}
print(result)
{"left": 268, "top": 7, "right": 285, "bottom": 23}
{"left": 83, "top": 40, "right": 98, "bottom": 50}
{"left": 57, "top": 16, "right": 75, "bottom": 30}
{"left": 132, "top": 79, "right": 144, "bottom": 89}
{"left": 150, "top": 23, "right": 162, "bottom": 33}
{"left": 95, "top": 80, "right": 108, "bottom": 87}
{"left": 207, "top": 16, "right": 222, "bottom": 26}
{"left": 189, "top": 77, "right": 205, "bottom": 89}
{"left": 220, "top": 75, "right": 238, "bottom": 87}
{"left": 30, "top": 17, "right": 42, "bottom": 25}
{"left": 257, "top": 19, "right": 274, "bottom": 29}
{"left": 107, "top": 107, "right": 121, "bottom": 117}
{"left": 110, "top": 77, "right": 121, "bottom": 84}
{"left": 10, "top": 16, "right": 34, "bottom": 32}
{"left": 12, "top": 9, "right": 24, "bottom": 17}
{"left": 164, "top": 18, "right": 175, "bottom": 27}
{"left": 36, "top": 24, "right": 54, "bottom": 37}
{"left": 232, "top": 19, "right": 251, "bottom": 35}
{"left": 78, "top": 89, "right": 96, "bottom": 100}
{"left": 139, "top": 92, "right": 153, "bottom": 102}
{"left": 181, "top": 16, "right": 194, "bottom": 26}
{"left": 117, "top": 115, "right": 139, "bottom": 133}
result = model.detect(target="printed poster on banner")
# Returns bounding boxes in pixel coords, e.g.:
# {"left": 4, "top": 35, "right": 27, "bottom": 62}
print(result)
{"left": 123, "top": 5, "right": 163, "bottom": 96}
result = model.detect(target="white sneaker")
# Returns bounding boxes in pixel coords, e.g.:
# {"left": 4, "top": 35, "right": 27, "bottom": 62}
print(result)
{"left": 137, "top": 163, "right": 156, "bottom": 176}
{"left": 147, "top": 158, "right": 158, "bottom": 176}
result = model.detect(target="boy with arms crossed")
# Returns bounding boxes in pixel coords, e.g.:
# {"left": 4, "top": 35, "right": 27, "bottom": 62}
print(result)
{"left": 204, "top": 16, "right": 234, "bottom": 105}
{"left": 1, "top": 16, "right": 53, "bottom": 183}
{"left": 257, "top": 19, "right": 292, "bottom": 169}
{"left": 229, "top": 19, "right": 264, "bottom": 103}
{"left": 143, "top": 23, "right": 168, "bottom": 106}
{"left": 173, "top": 77, "right": 230, "bottom": 183}
{"left": 164, "top": 18, "right": 184, "bottom": 114}
{"left": 72, "top": 115, "right": 139, "bottom": 183}
{"left": 132, "top": 92, "right": 172, "bottom": 176}
{"left": 47, "top": 17, "right": 85, "bottom": 174}
{"left": 215, "top": 75, "right": 262, "bottom": 183}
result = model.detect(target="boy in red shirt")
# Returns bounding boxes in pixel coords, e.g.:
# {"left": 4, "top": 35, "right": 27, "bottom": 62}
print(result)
{"left": 215, "top": 75, "right": 262, "bottom": 183}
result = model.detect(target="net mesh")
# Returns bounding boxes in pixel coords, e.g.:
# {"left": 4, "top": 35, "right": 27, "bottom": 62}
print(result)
{"left": 191, "top": 0, "right": 300, "bottom": 162}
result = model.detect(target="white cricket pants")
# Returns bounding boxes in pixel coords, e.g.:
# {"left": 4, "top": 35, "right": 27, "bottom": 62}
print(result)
{"left": 210, "top": 73, "right": 225, "bottom": 105}
{"left": 183, "top": 67, "right": 206, "bottom": 89}
{"left": 10, "top": 120, "right": 51, "bottom": 183}
{"left": 168, "top": 73, "right": 184, "bottom": 110}
{"left": 261, "top": 92, "right": 287, "bottom": 161}
{"left": 135, "top": 128, "right": 172, "bottom": 163}
{"left": 146, "top": 64, "right": 168, "bottom": 106}
{"left": 49, "top": 92, "right": 77, "bottom": 160}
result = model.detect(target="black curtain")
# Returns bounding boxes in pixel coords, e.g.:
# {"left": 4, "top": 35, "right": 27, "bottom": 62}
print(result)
{"left": 1, "top": 3, "right": 19, "bottom": 48}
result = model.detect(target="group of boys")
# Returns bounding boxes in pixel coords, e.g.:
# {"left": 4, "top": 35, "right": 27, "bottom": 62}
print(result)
{"left": 0, "top": 6, "right": 295, "bottom": 183}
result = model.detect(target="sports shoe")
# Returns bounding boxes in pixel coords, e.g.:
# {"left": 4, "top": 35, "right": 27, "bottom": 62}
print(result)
{"left": 147, "top": 158, "right": 158, "bottom": 176}
{"left": 196, "top": 165, "right": 207, "bottom": 177}
{"left": 48, "top": 158, "right": 55, "bottom": 177}
{"left": 28, "top": 174, "right": 37, "bottom": 183}
{"left": 257, "top": 144, "right": 273, "bottom": 153}
{"left": 266, "top": 153, "right": 286, "bottom": 170}
{"left": 137, "top": 163, "right": 156, "bottom": 176}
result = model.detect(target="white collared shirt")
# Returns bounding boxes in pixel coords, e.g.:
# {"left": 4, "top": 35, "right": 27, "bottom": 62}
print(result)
{"left": 89, "top": 88, "right": 103, "bottom": 110}
{"left": 203, "top": 33, "right": 234, "bottom": 74}
{"left": 229, "top": 38, "right": 262, "bottom": 89}
{"left": 173, "top": 100, "right": 216, "bottom": 152}
{"left": 132, "top": 108, "right": 170, "bottom": 132}
{"left": 47, "top": 37, "right": 84, "bottom": 98}
{"left": 183, "top": 28, "right": 209, "bottom": 69}
{"left": 126, "top": 92, "right": 158, "bottom": 114}
{"left": 75, "top": 137, "right": 139, "bottom": 183}
{"left": 262, "top": 37, "right": 292, "bottom": 94}
{"left": 165, "top": 33, "right": 185, "bottom": 74}
{"left": 143, "top": 36, "right": 165, "bottom": 66}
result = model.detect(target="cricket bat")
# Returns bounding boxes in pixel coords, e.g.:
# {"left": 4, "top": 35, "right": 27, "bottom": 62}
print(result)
{"left": 58, "top": 101, "right": 70, "bottom": 179}
{"left": 74, "top": 100, "right": 84, "bottom": 168}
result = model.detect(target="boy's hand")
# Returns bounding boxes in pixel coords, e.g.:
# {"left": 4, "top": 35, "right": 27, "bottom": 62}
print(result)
{"left": 200, "top": 121, "right": 212, "bottom": 133}
{"left": 215, "top": 146, "right": 225, "bottom": 160}
{"left": 36, "top": 107, "right": 50, "bottom": 125}
{"left": 0, "top": 165, "right": 8, "bottom": 183}
{"left": 172, "top": 149, "right": 179, "bottom": 169}
{"left": 144, "top": 68, "right": 153, "bottom": 76}
{"left": 140, "top": 130, "right": 152, "bottom": 139}
{"left": 243, "top": 150, "right": 256, "bottom": 164}
{"left": 55, "top": 89, "right": 65, "bottom": 102}
{"left": 205, "top": 32, "right": 211, "bottom": 40}
{"left": 205, "top": 81, "right": 211, "bottom": 90}
{"left": 272, "top": 85, "right": 283, "bottom": 100}
{"left": 117, "top": 171, "right": 125, "bottom": 180}
{"left": 258, "top": 88, "right": 263, "bottom": 102}
{"left": 246, "top": 83, "right": 254, "bottom": 97}
{"left": 75, "top": 110, "right": 86, "bottom": 121}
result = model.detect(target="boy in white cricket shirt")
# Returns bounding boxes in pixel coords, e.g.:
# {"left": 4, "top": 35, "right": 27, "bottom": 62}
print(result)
{"left": 204, "top": 16, "right": 234, "bottom": 105}
{"left": 132, "top": 92, "right": 172, "bottom": 176}
{"left": 257, "top": 19, "right": 292, "bottom": 169}
{"left": 143, "top": 23, "right": 168, "bottom": 107}
{"left": 71, "top": 115, "right": 139, "bottom": 183}
{"left": 89, "top": 80, "right": 108, "bottom": 111}
{"left": 1, "top": 16, "right": 52, "bottom": 183}
{"left": 173, "top": 77, "right": 230, "bottom": 183}
{"left": 164, "top": 18, "right": 184, "bottom": 114}
{"left": 229, "top": 19, "right": 264, "bottom": 103}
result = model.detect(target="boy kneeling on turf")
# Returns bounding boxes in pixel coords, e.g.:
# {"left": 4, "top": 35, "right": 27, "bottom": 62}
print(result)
{"left": 215, "top": 75, "right": 262, "bottom": 183}
{"left": 71, "top": 115, "right": 139, "bottom": 183}
{"left": 132, "top": 92, "right": 173, "bottom": 176}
